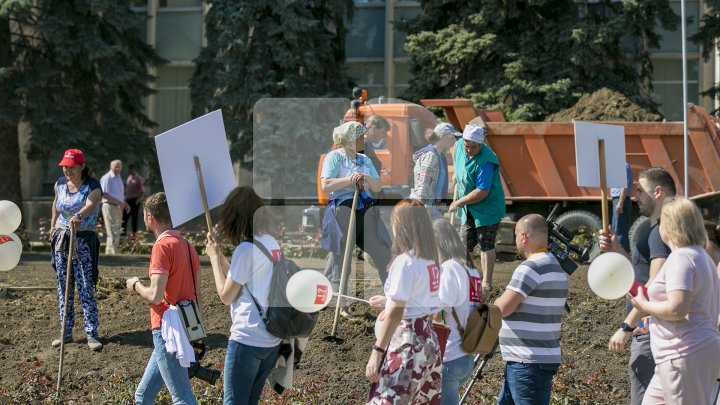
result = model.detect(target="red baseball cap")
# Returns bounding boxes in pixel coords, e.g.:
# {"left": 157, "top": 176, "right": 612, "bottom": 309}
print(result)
{"left": 58, "top": 149, "right": 85, "bottom": 167}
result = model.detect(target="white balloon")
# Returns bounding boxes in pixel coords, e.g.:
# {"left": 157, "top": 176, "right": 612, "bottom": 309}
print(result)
{"left": 285, "top": 270, "right": 334, "bottom": 313}
{"left": 0, "top": 201, "right": 21, "bottom": 235}
{"left": 9, "top": 233, "right": 22, "bottom": 250}
{"left": 0, "top": 234, "right": 22, "bottom": 271}
{"left": 587, "top": 252, "right": 634, "bottom": 300}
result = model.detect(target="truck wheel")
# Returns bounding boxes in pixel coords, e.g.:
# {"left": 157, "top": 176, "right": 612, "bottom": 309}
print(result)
{"left": 555, "top": 210, "right": 602, "bottom": 263}
{"left": 629, "top": 216, "right": 650, "bottom": 251}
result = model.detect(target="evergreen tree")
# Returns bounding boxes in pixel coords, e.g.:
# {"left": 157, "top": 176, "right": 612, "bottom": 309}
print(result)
{"left": 691, "top": 0, "right": 720, "bottom": 114}
{"left": 0, "top": 15, "right": 22, "bottom": 207}
{"left": 0, "top": 0, "right": 163, "bottom": 175}
{"left": 190, "top": 0, "right": 354, "bottom": 169}
{"left": 399, "top": 0, "right": 678, "bottom": 121}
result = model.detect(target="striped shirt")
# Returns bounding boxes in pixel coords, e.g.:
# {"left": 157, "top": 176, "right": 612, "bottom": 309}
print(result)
{"left": 499, "top": 252, "right": 568, "bottom": 364}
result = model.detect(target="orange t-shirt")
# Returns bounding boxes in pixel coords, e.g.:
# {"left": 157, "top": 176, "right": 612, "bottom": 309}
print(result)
{"left": 148, "top": 230, "right": 201, "bottom": 329}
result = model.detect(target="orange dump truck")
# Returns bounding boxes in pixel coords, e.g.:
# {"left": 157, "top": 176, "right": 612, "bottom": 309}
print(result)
{"left": 317, "top": 99, "right": 720, "bottom": 260}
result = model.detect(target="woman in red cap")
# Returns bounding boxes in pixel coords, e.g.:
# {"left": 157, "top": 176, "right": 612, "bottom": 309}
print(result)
{"left": 49, "top": 148, "right": 103, "bottom": 350}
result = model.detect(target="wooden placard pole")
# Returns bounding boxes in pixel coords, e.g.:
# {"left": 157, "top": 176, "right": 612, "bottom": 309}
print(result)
{"left": 194, "top": 156, "right": 214, "bottom": 236}
{"left": 598, "top": 139, "right": 609, "bottom": 232}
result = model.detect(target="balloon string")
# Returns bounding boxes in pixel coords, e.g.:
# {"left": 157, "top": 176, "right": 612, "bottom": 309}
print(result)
{"left": 333, "top": 293, "right": 370, "bottom": 304}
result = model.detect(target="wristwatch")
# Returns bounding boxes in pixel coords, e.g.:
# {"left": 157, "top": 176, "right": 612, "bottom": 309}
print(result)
{"left": 619, "top": 322, "right": 636, "bottom": 332}
{"left": 75, "top": 213, "right": 82, "bottom": 220}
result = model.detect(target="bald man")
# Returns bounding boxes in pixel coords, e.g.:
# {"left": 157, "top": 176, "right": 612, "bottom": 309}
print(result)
{"left": 493, "top": 214, "right": 568, "bottom": 405}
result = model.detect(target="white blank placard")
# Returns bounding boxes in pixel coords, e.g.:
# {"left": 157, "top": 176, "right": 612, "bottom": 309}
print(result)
{"left": 155, "top": 110, "right": 236, "bottom": 227}
{"left": 574, "top": 121, "right": 627, "bottom": 188}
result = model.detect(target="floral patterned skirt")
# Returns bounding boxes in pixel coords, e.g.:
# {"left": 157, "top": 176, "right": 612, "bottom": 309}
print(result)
{"left": 367, "top": 316, "right": 442, "bottom": 405}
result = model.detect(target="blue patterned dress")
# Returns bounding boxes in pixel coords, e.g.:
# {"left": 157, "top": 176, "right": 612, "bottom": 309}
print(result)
{"left": 51, "top": 176, "right": 101, "bottom": 339}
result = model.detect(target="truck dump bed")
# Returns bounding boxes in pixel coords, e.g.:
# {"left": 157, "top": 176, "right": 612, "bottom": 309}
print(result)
{"left": 421, "top": 99, "right": 720, "bottom": 202}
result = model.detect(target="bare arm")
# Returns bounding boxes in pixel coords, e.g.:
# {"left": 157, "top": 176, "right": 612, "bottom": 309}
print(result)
{"left": 362, "top": 173, "right": 382, "bottom": 192}
{"left": 50, "top": 182, "right": 58, "bottom": 235}
{"left": 205, "top": 234, "right": 242, "bottom": 305}
{"left": 321, "top": 175, "right": 356, "bottom": 192}
{"left": 494, "top": 288, "right": 525, "bottom": 317}
{"left": 366, "top": 298, "right": 406, "bottom": 383}
{"left": 127, "top": 274, "right": 168, "bottom": 305}
{"left": 616, "top": 188, "right": 627, "bottom": 213}
{"left": 632, "top": 289, "right": 691, "bottom": 321}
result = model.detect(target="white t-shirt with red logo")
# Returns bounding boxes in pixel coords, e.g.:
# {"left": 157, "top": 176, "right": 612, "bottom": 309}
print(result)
{"left": 227, "top": 233, "right": 283, "bottom": 348}
{"left": 439, "top": 259, "right": 481, "bottom": 362}
{"left": 384, "top": 253, "right": 441, "bottom": 319}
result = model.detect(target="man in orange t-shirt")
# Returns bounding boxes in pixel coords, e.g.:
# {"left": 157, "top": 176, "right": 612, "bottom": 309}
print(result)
{"left": 126, "top": 192, "right": 200, "bottom": 405}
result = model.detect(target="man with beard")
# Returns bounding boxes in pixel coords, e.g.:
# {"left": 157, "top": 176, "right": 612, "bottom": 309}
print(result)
{"left": 599, "top": 167, "right": 676, "bottom": 405}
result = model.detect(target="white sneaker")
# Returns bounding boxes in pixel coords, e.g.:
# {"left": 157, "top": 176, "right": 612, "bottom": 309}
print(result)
{"left": 87, "top": 336, "right": 102, "bottom": 351}
{"left": 51, "top": 337, "right": 72, "bottom": 348}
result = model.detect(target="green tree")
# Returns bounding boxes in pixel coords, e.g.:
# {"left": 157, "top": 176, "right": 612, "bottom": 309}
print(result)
{"left": 190, "top": 0, "right": 354, "bottom": 168}
{"left": 0, "top": 15, "right": 22, "bottom": 207}
{"left": 399, "top": 0, "right": 678, "bottom": 121}
{"left": 0, "top": 0, "right": 163, "bottom": 176}
{"left": 691, "top": 0, "right": 720, "bottom": 114}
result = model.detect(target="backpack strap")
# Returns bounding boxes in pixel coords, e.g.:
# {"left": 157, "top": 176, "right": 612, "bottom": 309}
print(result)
{"left": 450, "top": 260, "right": 478, "bottom": 337}
{"left": 246, "top": 238, "right": 277, "bottom": 322}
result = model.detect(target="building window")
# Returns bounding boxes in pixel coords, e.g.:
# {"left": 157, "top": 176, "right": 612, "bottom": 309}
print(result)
{"left": 651, "top": 58, "right": 699, "bottom": 121}
{"left": 155, "top": 66, "right": 194, "bottom": 133}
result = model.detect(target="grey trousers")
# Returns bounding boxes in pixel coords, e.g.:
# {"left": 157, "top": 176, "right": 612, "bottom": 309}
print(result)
{"left": 630, "top": 334, "right": 655, "bottom": 405}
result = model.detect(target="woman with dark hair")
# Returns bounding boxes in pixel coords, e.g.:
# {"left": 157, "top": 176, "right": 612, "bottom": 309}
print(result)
{"left": 205, "top": 186, "right": 281, "bottom": 405}
{"left": 365, "top": 199, "right": 443, "bottom": 404}
{"left": 122, "top": 163, "right": 145, "bottom": 235}
{"left": 49, "top": 148, "right": 102, "bottom": 350}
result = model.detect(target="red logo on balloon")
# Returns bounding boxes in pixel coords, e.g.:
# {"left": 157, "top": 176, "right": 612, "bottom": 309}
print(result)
{"left": 427, "top": 264, "right": 440, "bottom": 292}
{"left": 0, "top": 235, "right": 12, "bottom": 244}
{"left": 315, "top": 285, "right": 328, "bottom": 304}
{"left": 469, "top": 276, "right": 482, "bottom": 302}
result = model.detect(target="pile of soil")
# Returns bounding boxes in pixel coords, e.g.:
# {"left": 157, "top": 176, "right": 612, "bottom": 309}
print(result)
{"left": 546, "top": 88, "right": 663, "bottom": 122}
{"left": 0, "top": 253, "right": 629, "bottom": 404}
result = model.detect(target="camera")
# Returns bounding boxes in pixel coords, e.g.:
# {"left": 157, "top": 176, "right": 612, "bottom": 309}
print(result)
{"left": 188, "top": 362, "right": 221, "bottom": 385}
{"left": 186, "top": 340, "right": 220, "bottom": 385}
{"left": 547, "top": 220, "right": 590, "bottom": 275}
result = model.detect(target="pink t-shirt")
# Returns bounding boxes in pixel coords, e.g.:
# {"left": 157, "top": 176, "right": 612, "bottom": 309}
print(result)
{"left": 648, "top": 246, "right": 720, "bottom": 363}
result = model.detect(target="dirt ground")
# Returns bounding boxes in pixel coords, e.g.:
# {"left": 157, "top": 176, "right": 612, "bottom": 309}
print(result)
{"left": 0, "top": 252, "right": 630, "bottom": 404}
{"left": 545, "top": 88, "right": 663, "bottom": 122}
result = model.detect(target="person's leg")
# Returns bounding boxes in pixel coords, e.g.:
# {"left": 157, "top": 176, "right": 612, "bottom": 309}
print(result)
{"left": 478, "top": 223, "right": 499, "bottom": 295}
{"left": 52, "top": 247, "right": 75, "bottom": 340}
{"left": 110, "top": 204, "right": 122, "bottom": 253}
{"left": 151, "top": 329, "right": 197, "bottom": 405}
{"left": 441, "top": 355, "right": 475, "bottom": 405}
{"left": 616, "top": 197, "right": 632, "bottom": 253}
{"left": 497, "top": 363, "right": 514, "bottom": 405}
{"left": 102, "top": 203, "right": 115, "bottom": 254}
{"left": 630, "top": 334, "right": 655, "bottom": 405}
{"left": 333, "top": 205, "right": 352, "bottom": 309}
{"left": 135, "top": 349, "right": 165, "bottom": 405}
{"left": 248, "top": 344, "right": 281, "bottom": 405}
{"left": 640, "top": 371, "right": 665, "bottom": 405}
{"left": 129, "top": 198, "right": 139, "bottom": 234}
{"left": 460, "top": 212, "right": 479, "bottom": 270}
{"left": 73, "top": 239, "right": 100, "bottom": 340}
{"left": 503, "top": 362, "right": 558, "bottom": 405}
{"left": 223, "top": 340, "right": 280, "bottom": 405}
{"left": 357, "top": 207, "right": 391, "bottom": 285}
{"left": 654, "top": 338, "right": 720, "bottom": 405}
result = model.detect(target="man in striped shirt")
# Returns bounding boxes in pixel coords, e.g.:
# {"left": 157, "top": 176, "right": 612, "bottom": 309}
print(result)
{"left": 494, "top": 214, "right": 568, "bottom": 405}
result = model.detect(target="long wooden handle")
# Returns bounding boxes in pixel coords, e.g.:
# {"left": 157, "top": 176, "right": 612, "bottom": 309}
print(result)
{"left": 56, "top": 226, "right": 76, "bottom": 397}
{"left": 194, "top": 156, "right": 214, "bottom": 236}
{"left": 330, "top": 186, "right": 360, "bottom": 337}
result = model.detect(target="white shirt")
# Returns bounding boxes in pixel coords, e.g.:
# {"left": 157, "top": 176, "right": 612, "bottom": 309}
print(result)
{"left": 438, "top": 259, "right": 481, "bottom": 362}
{"left": 228, "top": 234, "right": 283, "bottom": 348}
{"left": 100, "top": 171, "right": 125, "bottom": 203}
{"left": 384, "top": 253, "right": 441, "bottom": 319}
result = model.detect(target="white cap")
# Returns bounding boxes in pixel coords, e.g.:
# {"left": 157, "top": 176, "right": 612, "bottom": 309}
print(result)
{"left": 434, "top": 123, "right": 461, "bottom": 138}
{"left": 333, "top": 121, "right": 367, "bottom": 146}
{"left": 462, "top": 124, "right": 487, "bottom": 144}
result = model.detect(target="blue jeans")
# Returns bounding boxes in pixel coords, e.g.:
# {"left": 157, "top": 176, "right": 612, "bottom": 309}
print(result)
{"left": 135, "top": 329, "right": 197, "bottom": 405}
{"left": 612, "top": 196, "right": 631, "bottom": 253}
{"left": 441, "top": 355, "right": 475, "bottom": 405}
{"left": 498, "top": 362, "right": 559, "bottom": 405}
{"left": 224, "top": 340, "right": 281, "bottom": 405}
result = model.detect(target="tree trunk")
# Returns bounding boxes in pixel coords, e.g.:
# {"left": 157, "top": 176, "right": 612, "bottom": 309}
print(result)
{"left": 0, "top": 17, "right": 24, "bottom": 214}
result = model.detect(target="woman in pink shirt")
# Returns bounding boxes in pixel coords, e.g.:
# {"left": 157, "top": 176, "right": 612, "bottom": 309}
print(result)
{"left": 631, "top": 198, "right": 720, "bottom": 405}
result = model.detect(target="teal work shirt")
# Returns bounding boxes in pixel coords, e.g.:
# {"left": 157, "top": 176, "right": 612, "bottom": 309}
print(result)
{"left": 453, "top": 139, "right": 506, "bottom": 226}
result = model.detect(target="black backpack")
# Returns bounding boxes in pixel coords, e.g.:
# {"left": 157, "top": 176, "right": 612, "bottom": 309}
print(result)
{"left": 247, "top": 240, "right": 319, "bottom": 339}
